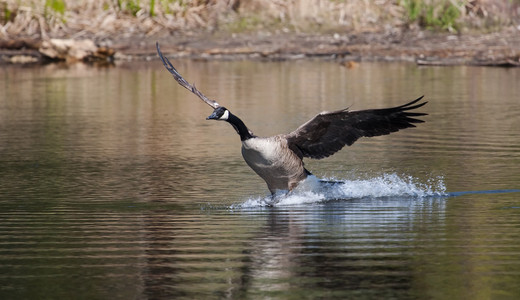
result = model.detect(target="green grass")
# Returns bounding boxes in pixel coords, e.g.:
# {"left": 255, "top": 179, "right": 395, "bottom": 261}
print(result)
{"left": 118, "top": 0, "right": 141, "bottom": 16}
{"left": 2, "top": 5, "right": 13, "bottom": 24}
{"left": 400, "top": 0, "right": 463, "bottom": 32}
{"left": 45, "top": 0, "right": 66, "bottom": 15}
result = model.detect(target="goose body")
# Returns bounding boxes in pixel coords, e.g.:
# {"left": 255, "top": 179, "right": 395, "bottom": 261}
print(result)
{"left": 156, "top": 43, "right": 428, "bottom": 195}
{"left": 207, "top": 106, "right": 309, "bottom": 193}
{"left": 241, "top": 136, "right": 308, "bottom": 193}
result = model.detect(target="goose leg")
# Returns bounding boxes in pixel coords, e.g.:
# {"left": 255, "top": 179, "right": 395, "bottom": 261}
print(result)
{"left": 266, "top": 190, "right": 291, "bottom": 207}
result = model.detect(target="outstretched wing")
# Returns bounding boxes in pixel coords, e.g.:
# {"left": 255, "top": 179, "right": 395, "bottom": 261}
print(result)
{"left": 284, "top": 96, "right": 427, "bottom": 159}
{"left": 156, "top": 42, "right": 220, "bottom": 109}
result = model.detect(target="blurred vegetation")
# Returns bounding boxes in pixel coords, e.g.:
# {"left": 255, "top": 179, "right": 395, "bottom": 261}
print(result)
{"left": 0, "top": 0, "right": 518, "bottom": 39}
{"left": 45, "top": 0, "right": 66, "bottom": 16}
{"left": 400, "top": 0, "right": 462, "bottom": 31}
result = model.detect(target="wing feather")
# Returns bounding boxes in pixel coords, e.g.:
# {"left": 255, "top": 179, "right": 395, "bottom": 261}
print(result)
{"left": 285, "top": 96, "right": 427, "bottom": 159}
{"left": 156, "top": 42, "right": 220, "bottom": 109}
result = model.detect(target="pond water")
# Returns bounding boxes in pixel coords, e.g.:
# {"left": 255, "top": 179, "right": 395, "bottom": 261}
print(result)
{"left": 1, "top": 59, "right": 519, "bottom": 299}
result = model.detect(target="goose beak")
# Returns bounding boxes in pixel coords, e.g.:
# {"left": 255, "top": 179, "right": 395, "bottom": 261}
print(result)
{"left": 206, "top": 111, "right": 218, "bottom": 120}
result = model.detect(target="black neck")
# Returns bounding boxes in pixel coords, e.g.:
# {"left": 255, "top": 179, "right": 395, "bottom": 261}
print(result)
{"left": 227, "top": 113, "right": 254, "bottom": 141}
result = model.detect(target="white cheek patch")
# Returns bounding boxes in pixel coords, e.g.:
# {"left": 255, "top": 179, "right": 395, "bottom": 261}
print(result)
{"left": 220, "top": 110, "right": 229, "bottom": 120}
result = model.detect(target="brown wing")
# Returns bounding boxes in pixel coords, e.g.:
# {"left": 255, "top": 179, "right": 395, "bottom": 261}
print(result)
{"left": 284, "top": 96, "right": 427, "bottom": 159}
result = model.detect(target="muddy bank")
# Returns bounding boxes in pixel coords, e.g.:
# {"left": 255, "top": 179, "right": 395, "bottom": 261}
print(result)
{"left": 144, "top": 29, "right": 520, "bottom": 66}
{"left": 1, "top": 28, "right": 519, "bottom": 66}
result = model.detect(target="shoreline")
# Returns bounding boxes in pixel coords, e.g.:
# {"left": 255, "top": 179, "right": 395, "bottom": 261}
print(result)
{"left": 1, "top": 29, "right": 519, "bottom": 67}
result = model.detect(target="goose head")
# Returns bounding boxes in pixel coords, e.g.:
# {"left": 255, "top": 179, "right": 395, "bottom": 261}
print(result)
{"left": 207, "top": 107, "right": 230, "bottom": 121}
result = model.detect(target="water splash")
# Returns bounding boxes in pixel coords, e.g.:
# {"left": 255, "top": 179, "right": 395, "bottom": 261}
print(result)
{"left": 232, "top": 173, "right": 447, "bottom": 208}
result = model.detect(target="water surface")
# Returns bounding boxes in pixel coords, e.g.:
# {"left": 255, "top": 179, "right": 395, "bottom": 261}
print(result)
{"left": 1, "top": 60, "right": 519, "bottom": 299}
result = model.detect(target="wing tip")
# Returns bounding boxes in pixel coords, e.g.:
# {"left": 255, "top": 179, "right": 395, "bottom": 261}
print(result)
{"left": 400, "top": 95, "right": 427, "bottom": 109}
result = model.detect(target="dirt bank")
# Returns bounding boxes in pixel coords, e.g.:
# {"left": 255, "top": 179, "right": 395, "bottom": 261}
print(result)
{"left": 1, "top": 27, "right": 519, "bottom": 66}
{"left": 135, "top": 28, "right": 520, "bottom": 66}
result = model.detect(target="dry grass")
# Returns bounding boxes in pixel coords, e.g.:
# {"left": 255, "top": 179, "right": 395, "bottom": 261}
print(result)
{"left": 0, "top": 0, "right": 518, "bottom": 40}
{"left": 231, "top": 0, "right": 406, "bottom": 32}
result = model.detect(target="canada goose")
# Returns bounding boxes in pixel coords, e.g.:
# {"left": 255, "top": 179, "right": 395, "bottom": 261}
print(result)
{"left": 156, "top": 43, "right": 427, "bottom": 196}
